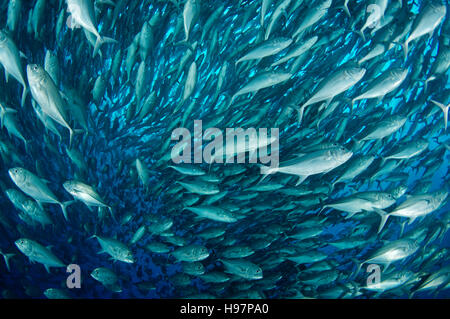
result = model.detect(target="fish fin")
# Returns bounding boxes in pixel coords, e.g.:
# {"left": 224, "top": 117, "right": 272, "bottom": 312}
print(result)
{"left": 60, "top": 200, "right": 75, "bottom": 221}
{"left": 430, "top": 100, "right": 449, "bottom": 131}
{"left": 373, "top": 208, "right": 390, "bottom": 234}
{"left": 407, "top": 216, "right": 416, "bottom": 226}
{"left": 356, "top": 30, "right": 366, "bottom": 42}
{"left": 259, "top": 165, "right": 278, "bottom": 183}
{"left": 341, "top": 3, "right": 351, "bottom": 17}
{"left": 398, "top": 220, "right": 408, "bottom": 237}
{"left": 295, "top": 175, "right": 308, "bottom": 186}
{"left": 394, "top": 41, "right": 408, "bottom": 60}
{"left": 68, "top": 128, "right": 84, "bottom": 147}
{"left": 93, "top": 35, "right": 118, "bottom": 58}
{"left": 44, "top": 264, "right": 51, "bottom": 274}
{"left": 0, "top": 104, "right": 17, "bottom": 128}
{"left": 21, "top": 86, "right": 28, "bottom": 108}
{"left": 318, "top": 204, "right": 328, "bottom": 216}
{"left": 108, "top": 206, "right": 117, "bottom": 223}
{"left": 36, "top": 200, "right": 44, "bottom": 211}
{"left": 424, "top": 76, "right": 436, "bottom": 92}
{"left": 0, "top": 251, "right": 15, "bottom": 272}
{"left": 298, "top": 105, "right": 306, "bottom": 125}
{"left": 345, "top": 211, "right": 359, "bottom": 219}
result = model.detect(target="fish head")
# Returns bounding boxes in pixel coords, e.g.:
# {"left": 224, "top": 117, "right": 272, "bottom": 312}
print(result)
{"left": 15, "top": 238, "right": 32, "bottom": 255}
{"left": 391, "top": 185, "right": 407, "bottom": 199}
{"left": 391, "top": 115, "right": 407, "bottom": 127}
{"left": 332, "top": 146, "right": 353, "bottom": 164}
{"left": 345, "top": 67, "right": 366, "bottom": 82}
{"left": 90, "top": 268, "right": 100, "bottom": 279}
{"left": 8, "top": 167, "right": 27, "bottom": 186}
{"left": 390, "top": 68, "right": 408, "bottom": 81}
{"left": 320, "top": 0, "right": 333, "bottom": 10}
{"left": 431, "top": 2, "right": 447, "bottom": 15}
{"left": 381, "top": 192, "right": 396, "bottom": 207}
{"left": 249, "top": 265, "right": 263, "bottom": 279}
{"left": 195, "top": 246, "right": 209, "bottom": 258}
{"left": 63, "top": 180, "right": 76, "bottom": 194}
{"left": 90, "top": 267, "right": 106, "bottom": 281}
{"left": 122, "top": 251, "right": 135, "bottom": 263}
{"left": 415, "top": 139, "right": 429, "bottom": 150}
{"left": 26, "top": 64, "right": 46, "bottom": 84}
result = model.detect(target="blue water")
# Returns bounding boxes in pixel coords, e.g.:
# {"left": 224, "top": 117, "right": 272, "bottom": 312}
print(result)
{"left": 0, "top": 0, "right": 449, "bottom": 299}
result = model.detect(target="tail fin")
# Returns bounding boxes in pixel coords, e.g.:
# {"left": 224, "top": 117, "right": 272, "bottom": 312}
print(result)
{"left": 259, "top": 165, "right": 278, "bottom": 183}
{"left": 394, "top": 41, "right": 408, "bottom": 60}
{"left": 374, "top": 208, "right": 390, "bottom": 234}
{"left": 430, "top": 100, "right": 449, "bottom": 131}
{"left": 298, "top": 105, "right": 306, "bottom": 125}
{"left": 295, "top": 175, "right": 308, "bottom": 186}
{"left": 318, "top": 204, "right": 328, "bottom": 216}
{"left": 0, "top": 104, "right": 17, "bottom": 128}
{"left": 424, "top": 76, "right": 436, "bottom": 92}
{"left": 60, "top": 200, "right": 75, "bottom": 221}
{"left": 68, "top": 128, "right": 84, "bottom": 148}
{"left": 94, "top": 35, "right": 118, "bottom": 58}
{"left": 351, "top": 137, "right": 363, "bottom": 152}
{"left": 0, "top": 250, "right": 15, "bottom": 272}
{"left": 21, "top": 86, "right": 28, "bottom": 108}
{"left": 342, "top": 1, "right": 351, "bottom": 17}
{"left": 107, "top": 206, "right": 117, "bottom": 223}
{"left": 356, "top": 30, "right": 366, "bottom": 42}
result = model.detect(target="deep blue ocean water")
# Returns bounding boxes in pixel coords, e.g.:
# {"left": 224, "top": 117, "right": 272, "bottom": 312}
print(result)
{"left": 0, "top": 0, "right": 449, "bottom": 299}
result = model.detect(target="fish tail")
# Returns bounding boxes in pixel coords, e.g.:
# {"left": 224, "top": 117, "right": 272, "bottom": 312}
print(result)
{"left": 259, "top": 165, "right": 277, "bottom": 182}
{"left": 60, "top": 200, "right": 75, "bottom": 221}
{"left": 350, "top": 136, "right": 362, "bottom": 152}
{"left": 373, "top": 208, "right": 390, "bottom": 234}
{"left": 396, "top": 40, "right": 408, "bottom": 60}
{"left": 108, "top": 206, "right": 117, "bottom": 223}
{"left": 229, "top": 94, "right": 237, "bottom": 106}
{"left": 0, "top": 103, "right": 5, "bottom": 129}
{"left": 424, "top": 76, "right": 436, "bottom": 92}
{"left": 318, "top": 204, "right": 328, "bottom": 216}
{"left": 356, "top": 30, "right": 365, "bottom": 42}
{"left": 21, "top": 86, "right": 28, "bottom": 108}
{"left": 94, "top": 35, "right": 117, "bottom": 58}
{"left": 24, "top": 139, "right": 29, "bottom": 154}
{"left": 298, "top": 105, "right": 306, "bottom": 125}
{"left": 342, "top": 3, "right": 351, "bottom": 17}
{"left": 68, "top": 127, "right": 74, "bottom": 148}
{"left": 430, "top": 100, "right": 449, "bottom": 131}
{"left": 68, "top": 128, "right": 84, "bottom": 147}
{"left": 0, "top": 250, "right": 15, "bottom": 272}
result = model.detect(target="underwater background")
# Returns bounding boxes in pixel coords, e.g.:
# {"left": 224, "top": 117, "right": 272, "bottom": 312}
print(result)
{"left": 0, "top": 0, "right": 449, "bottom": 299}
